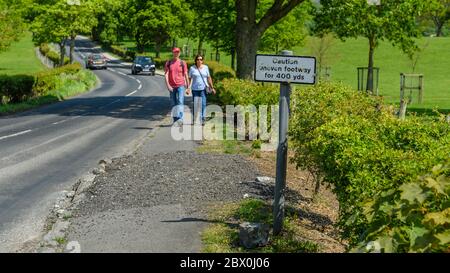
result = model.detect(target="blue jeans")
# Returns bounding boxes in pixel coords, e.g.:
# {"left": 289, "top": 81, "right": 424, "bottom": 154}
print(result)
{"left": 192, "top": 89, "right": 206, "bottom": 123}
{"left": 170, "top": 86, "right": 185, "bottom": 122}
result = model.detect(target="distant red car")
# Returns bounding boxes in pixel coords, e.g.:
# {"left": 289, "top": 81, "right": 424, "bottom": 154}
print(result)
{"left": 86, "top": 54, "right": 107, "bottom": 70}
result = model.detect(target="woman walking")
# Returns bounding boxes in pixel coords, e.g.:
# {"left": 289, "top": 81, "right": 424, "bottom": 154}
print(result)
{"left": 188, "top": 54, "right": 216, "bottom": 125}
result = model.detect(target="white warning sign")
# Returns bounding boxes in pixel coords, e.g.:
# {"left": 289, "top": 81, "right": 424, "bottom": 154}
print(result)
{"left": 255, "top": 54, "right": 316, "bottom": 84}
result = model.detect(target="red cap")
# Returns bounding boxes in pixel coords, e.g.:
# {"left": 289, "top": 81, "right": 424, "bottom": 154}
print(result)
{"left": 172, "top": 47, "right": 180, "bottom": 53}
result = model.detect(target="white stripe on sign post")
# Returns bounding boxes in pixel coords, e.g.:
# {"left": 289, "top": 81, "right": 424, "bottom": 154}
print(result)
{"left": 254, "top": 54, "right": 316, "bottom": 84}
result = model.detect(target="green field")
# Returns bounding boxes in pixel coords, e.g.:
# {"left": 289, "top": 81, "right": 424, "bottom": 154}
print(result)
{"left": 0, "top": 32, "right": 46, "bottom": 75}
{"left": 295, "top": 37, "right": 450, "bottom": 111}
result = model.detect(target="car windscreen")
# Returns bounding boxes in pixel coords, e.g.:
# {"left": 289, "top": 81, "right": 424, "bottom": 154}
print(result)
{"left": 92, "top": 55, "right": 103, "bottom": 60}
{"left": 137, "top": 57, "right": 152, "bottom": 65}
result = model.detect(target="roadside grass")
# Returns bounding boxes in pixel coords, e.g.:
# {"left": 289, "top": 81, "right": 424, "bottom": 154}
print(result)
{"left": 196, "top": 120, "right": 263, "bottom": 157}
{"left": 202, "top": 198, "right": 320, "bottom": 253}
{"left": 0, "top": 69, "right": 97, "bottom": 115}
{"left": 0, "top": 32, "right": 46, "bottom": 75}
{"left": 54, "top": 237, "right": 67, "bottom": 246}
{"left": 295, "top": 36, "right": 450, "bottom": 110}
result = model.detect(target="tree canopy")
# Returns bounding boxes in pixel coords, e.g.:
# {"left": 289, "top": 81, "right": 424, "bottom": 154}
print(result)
{"left": 314, "top": 0, "right": 428, "bottom": 92}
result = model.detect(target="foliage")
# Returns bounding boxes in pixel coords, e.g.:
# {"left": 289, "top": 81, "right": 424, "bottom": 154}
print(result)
{"left": 0, "top": 74, "right": 35, "bottom": 103}
{"left": 0, "top": 0, "right": 25, "bottom": 52}
{"left": 91, "top": 0, "right": 132, "bottom": 45}
{"left": 259, "top": 3, "right": 312, "bottom": 53}
{"left": 33, "top": 63, "right": 81, "bottom": 96}
{"left": 235, "top": 0, "right": 308, "bottom": 79}
{"left": 39, "top": 43, "right": 70, "bottom": 66}
{"left": 425, "top": 0, "right": 450, "bottom": 37}
{"left": 289, "top": 82, "right": 450, "bottom": 246}
{"left": 0, "top": 63, "right": 86, "bottom": 105}
{"left": 128, "top": 0, "right": 193, "bottom": 55}
{"left": 214, "top": 78, "right": 278, "bottom": 107}
{"left": 352, "top": 161, "right": 450, "bottom": 253}
{"left": 204, "top": 61, "right": 236, "bottom": 81}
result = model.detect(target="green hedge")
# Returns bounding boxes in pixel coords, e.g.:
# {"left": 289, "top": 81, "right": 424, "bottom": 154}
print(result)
{"left": 0, "top": 63, "right": 83, "bottom": 104}
{"left": 214, "top": 78, "right": 278, "bottom": 106}
{"left": 110, "top": 45, "right": 136, "bottom": 62}
{"left": 0, "top": 74, "right": 35, "bottom": 103}
{"left": 352, "top": 160, "right": 450, "bottom": 253}
{"left": 33, "top": 63, "right": 82, "bottom": 96}
{"left": 39, "top": 43, "right": 70, "bottom": 66}
{"left": 289, "top": 82, "right": 450, "bottom": 249}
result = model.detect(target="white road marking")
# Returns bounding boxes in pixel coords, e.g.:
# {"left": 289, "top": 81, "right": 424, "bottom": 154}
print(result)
{"left": 118, "top": 72, "right": 126, "bottom": 76}
{"left": 138, "top": 84, "right": 142, "bottom": 90}
{"left": 137, "top": 79, "right": 141, "bottom": 84}
{"left": 52, "top": 116, "right": 82, "bottom": 125}
{"left": 0, "top": 130, "right": 33, "bottom": 141}
{"left": 126, "top": 90, "right": 138, "bottom": 97}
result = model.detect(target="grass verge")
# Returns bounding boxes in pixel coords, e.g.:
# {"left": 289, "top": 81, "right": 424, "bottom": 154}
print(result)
{"left": 202, "top": 199, "right": 320, "bottom": 253}
{"left": 0, "top": 69, "right": 97, "bottom": 115}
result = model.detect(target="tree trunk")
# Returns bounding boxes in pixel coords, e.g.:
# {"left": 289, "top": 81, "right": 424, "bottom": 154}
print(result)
{"left": 366, "top": 36, "right": 376, "bottom": 93}
{"left": 231, "top": 48, "right": 236, "bottom": 71}
{"left": 236, "top": 0, "right": 259, "bottom": 79}
{"left": 436, "top": 23, "right": 444, "bottom": 37}
{"left": 59, "top": 40, "right": 66, "bottom": 67}
{"left": 155, "top": 43, "right": 161, "bottom": 58}
{"left": 197, "top": 37, "right": 203, "bottom": 55}
{"left": 70, "top": 35, "right": 76, "bottom": 64}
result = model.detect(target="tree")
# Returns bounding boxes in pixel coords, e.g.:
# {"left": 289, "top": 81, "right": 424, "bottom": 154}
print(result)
{"left": 259, "top": 3, "right": 311, "bottom": 53}
{"left": 0, "top": 0, "right": 25, "bottom": 52}
{"left": 129, "top": 0, "right": 193, "bottom": 57}
{"left": 66, "top": 0, "right": 97, "bottom": 63}
{"left": 307, "top": 33, "right": 337, "bottom": 81}
{"left": 235, "top": 0, "right": 307, "bottom": 79}
{"left": 30, "top": 1, "right": 72, "bottom": 66}
{"left": 91, "top": 0, "right": 131, "bottom": 46}
{"left": 427, "top": 0, "right": 450, "bottom": 36}
{"left": 314, "top": 0, "right": 428, "bottom": 93}
{"left": 190, "top": 0, "right": 237, "bottom": 68}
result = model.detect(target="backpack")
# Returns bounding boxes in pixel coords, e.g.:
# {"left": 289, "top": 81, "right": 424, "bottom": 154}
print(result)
{"left": 166, "top": 60, "right": 186, "bottom": 75}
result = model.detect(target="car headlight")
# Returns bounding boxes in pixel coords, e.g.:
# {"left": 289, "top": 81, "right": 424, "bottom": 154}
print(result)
{"left": 135, "top": 64, "right": 141, "bottom": 67}
{"left": 150, "top": 65, "right": 155, "bottom": 68}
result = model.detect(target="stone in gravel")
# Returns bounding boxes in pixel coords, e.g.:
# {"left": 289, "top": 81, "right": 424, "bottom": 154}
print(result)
{"left": 99, "top": 158, "right": 112, "bottom": 165}
{"left": 92, "top": 168, "right": 105, "bottom": 175}
{"left": 239, "top": 222, "right": 270, "bottom": 249}
{"left": 256, "top": 177, "right": 275, "bottom": 183}
{"left": 66, "top": 191, "right": 76, "bottom": 198}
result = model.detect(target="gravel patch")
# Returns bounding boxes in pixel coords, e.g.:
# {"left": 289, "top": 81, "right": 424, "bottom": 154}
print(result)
{"left": 74, "top": 151, "right": 268, "bottom": 217}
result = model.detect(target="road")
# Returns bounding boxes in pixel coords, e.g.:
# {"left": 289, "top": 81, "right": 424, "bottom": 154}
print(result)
{"left": 0, "top": 37, "right": 171, "bottom": 252}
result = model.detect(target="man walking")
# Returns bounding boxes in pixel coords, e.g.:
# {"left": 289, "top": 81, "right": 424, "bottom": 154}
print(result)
{"left": 165, "top": 47, "right": 190, "bottom": 126}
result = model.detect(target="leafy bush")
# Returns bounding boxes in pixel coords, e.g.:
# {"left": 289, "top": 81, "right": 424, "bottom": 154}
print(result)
{"left": 110, "top": 45, "right": 136, "bottom": 62}
{"left": 0, "top": 74, "right": 35, "bottom": 103}
{"left": 289, "top": 82, "right": 450, "bottom": 246}
{"left": 33, "top": 63, "right": 82, "bottom": 96}
{"left": 214, "top": 78, "right": 278, "bottom": 106}
{"left": 352, "top": 161, "right": 450, "bottom": 253}
{"left": 204, "top": 61, "right": 236, "bottom": 81}
{"left": 39, "top": 43, "right": 70, "bottom": 66}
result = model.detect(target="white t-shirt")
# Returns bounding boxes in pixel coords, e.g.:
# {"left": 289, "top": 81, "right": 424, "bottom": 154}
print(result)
{"left": 189, "top": 65, "right": 210, "bottom": 91}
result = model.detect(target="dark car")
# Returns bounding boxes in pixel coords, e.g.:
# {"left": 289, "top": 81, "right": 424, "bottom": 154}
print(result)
{"left": 131, "top": 56, "right": 155, "bottom": 75}
{"left": 86, "top": 54, "right": 107, "bottom": 70}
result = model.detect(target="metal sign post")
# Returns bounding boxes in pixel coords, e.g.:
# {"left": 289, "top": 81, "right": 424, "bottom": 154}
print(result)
{"left": 255, "top": 51, "right": 316, "bottom": 235}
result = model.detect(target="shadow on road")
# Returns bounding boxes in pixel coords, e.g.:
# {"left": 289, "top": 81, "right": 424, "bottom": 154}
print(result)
{"left": 1, "top": 95, "right": 172, "bottom": 122}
